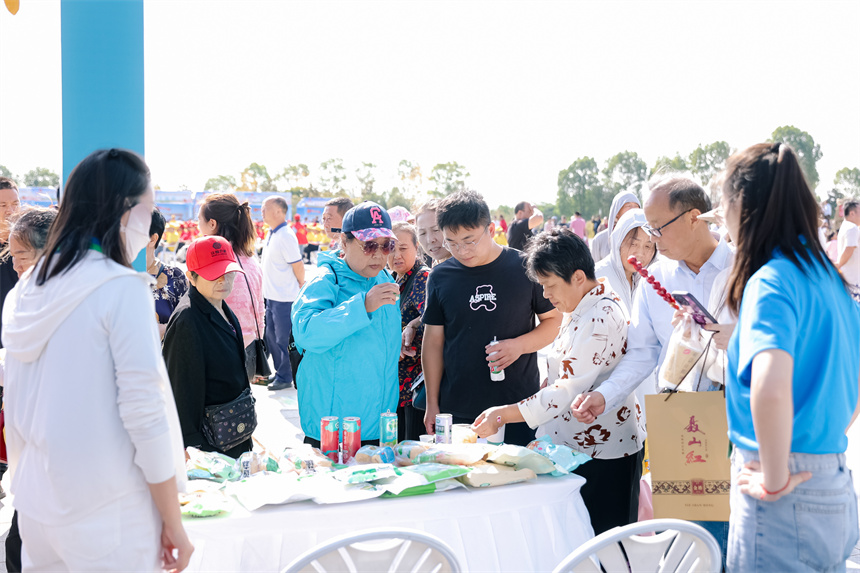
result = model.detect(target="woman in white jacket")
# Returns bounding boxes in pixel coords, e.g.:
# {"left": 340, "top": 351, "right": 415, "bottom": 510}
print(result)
{"left": 1, "top": 149, "right": 192, "bottom": 572}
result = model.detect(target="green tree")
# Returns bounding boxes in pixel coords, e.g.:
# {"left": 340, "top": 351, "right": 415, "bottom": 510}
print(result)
{"left": 386, "top": 186, "right": 412, "bottom": 210}
{"left": 279, "top": 164, "right": 310, "bottom": 190}
{"left": 558, "top": 157, "right": 606, "bottom": 217}
{"left": 769, "top": 125, "right": 823, "bottom": 188}
{"left": 0, "top": 165, "right": 12, "bottom": 180}
{"left": 318, "top": 158, "right": 346, "bottom": 195}
{"left": 355, "top": 162, "right": 377, "bottom": 200}
{"left": 535, "top": 202, "right": 559, "bottom": 220}
{"left": 238, "top": 163, "right": 277, "bottom": 192}
{"left": 428, "top": 162, "right": 469, "bottom": 198}
{"left": 688, "top": 141, "right": 731, "bottom": 186}
{"left": 834, "top": 167, "right": 860, "bottom": 197}
{"left": 650, "top": 154, "right": 688, "bottom": 177}
{"left": 397, "top": 159, "right": 423, "bottom": 204}
{"left": 602, "top": 151, "right": 648, "bottom": 198}
{"left": 203, "top": 175, "right": 237, "bottom": 192}
{"left": 23, "top": 167, "right": 60, "bottom": 188}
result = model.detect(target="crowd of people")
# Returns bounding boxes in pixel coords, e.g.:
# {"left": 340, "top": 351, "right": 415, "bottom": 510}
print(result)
{"left": 0, "top": 140, "right": 856, "bottom": 572}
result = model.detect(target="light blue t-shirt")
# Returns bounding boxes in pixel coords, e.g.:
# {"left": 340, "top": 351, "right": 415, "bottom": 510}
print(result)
{"left": 727, "top": 250, "right": 860, "bottom": 454}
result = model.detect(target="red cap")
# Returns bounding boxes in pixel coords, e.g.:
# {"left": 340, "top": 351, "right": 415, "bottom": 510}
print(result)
{"left": 185, "top": 236, "right": 245, "bottom": 281}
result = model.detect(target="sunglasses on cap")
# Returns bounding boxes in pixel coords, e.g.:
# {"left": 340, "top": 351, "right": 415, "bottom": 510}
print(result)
{"left": 358, "top": 239, "right": 396, "bottom": 256}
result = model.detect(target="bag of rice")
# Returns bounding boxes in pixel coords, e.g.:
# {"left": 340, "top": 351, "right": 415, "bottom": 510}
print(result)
{"left": 487, "top": 444, "right": 556, "bottom": 475}
{"left": 456, "top": 461, "right": 537, "bottom": 488}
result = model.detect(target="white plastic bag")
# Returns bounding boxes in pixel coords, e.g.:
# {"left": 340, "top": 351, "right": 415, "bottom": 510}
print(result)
{"left": 658, "top": 314, "right": 712, "bottom": 392}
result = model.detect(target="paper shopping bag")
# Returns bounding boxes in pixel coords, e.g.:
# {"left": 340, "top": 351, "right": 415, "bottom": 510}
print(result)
{"left": 645, "top": 392, "right": 730, "bottom": 522}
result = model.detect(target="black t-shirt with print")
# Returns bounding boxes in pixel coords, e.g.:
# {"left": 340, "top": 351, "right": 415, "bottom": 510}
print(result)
{"left": 506, "top": 218, "right": 532, "bottom": 251}
{"left": 422, "top": 247, "right": 556, "bottom": 419}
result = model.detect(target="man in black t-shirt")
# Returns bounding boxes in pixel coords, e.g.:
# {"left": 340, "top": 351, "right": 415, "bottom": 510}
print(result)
{"left": 507, "top": 201, "right": 543, "bottom": 251}
{"left": 422, "top": 191, "right": 561, "bottom": 446}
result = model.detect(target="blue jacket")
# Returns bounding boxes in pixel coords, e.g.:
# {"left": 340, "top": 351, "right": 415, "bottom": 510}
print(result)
{"left": 291, "top": 250, "right": 400, "bottom": 441}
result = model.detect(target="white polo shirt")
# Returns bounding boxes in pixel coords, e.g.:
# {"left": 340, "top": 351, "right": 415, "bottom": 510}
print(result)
{"left": 261, "top": 222, "right": 303, "bottom": 302}
{"left": 838, "top": 220, "right": 860, "bottom": 286}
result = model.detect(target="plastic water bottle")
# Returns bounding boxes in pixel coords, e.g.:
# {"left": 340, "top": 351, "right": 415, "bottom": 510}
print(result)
{"left": 489, "top": 336, "right": 505, "bottom": 381}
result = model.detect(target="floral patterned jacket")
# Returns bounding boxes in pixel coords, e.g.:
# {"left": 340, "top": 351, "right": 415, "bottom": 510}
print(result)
{"left": 397, "top": 261, "right": 430, "bottom": 407}
{"left": 518, "top": 278, "right": 644, "bottom": 459}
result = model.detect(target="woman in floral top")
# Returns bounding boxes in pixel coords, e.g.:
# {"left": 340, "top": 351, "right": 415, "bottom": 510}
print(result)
{"left": 389, "top": 222, "right": 431, "bottom": 441}
{"left": 147, "top": 209, "right": 188, "bottom": 337}
{"left": 472, "top": 228, "right": 645, "bottom": 535}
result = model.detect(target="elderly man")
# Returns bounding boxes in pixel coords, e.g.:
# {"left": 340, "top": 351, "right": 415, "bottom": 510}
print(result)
{"left": 571, "top": 173, "right": 733, "bottom": 563}
{"left": 506, "top": 201, "right": 543, "bottom": 251}
{"left": 321, "top": 196, "right": 354, "bottom": 251}
{"left": 261, "top": 196, "right": 305, "bottom": 391}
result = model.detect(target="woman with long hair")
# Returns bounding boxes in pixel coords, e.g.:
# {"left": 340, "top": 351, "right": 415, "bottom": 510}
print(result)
{"left": 2, "top": 149, "right": 191, "bottom": 571}
{"left": 198, "top": 193, "right": 265, "bottom": 381}
{"left": 721, "top": 143, "right": 860, "bottom": 572}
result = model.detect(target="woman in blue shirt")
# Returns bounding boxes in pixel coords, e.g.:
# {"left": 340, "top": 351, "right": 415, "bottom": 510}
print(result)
{"left": 722, "top": 143, "right": 860, "bottom": 572}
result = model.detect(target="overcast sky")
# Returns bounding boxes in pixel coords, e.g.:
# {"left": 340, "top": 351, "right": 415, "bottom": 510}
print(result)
{"left": 1, "top": 0, "right": 858, "bottom": 208}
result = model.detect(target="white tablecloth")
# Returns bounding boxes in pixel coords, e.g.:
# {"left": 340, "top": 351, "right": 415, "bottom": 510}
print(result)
{"left": 184, "top": 474, "right": 593, "bottom": 572}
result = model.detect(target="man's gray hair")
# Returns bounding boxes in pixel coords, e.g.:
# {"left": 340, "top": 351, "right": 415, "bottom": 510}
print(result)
{"left": 648, "top": 173, "right": 711, "bottom": 214}
{"left": 325, "top": 196, "right": 354, "bottom": 217}
{"left": 265, "top": 195, "right": 289, "bottom": 213}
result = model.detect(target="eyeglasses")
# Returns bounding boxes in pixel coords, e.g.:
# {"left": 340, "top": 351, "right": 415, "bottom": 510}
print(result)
{"left": 643, "top": 209, "right": 692, "bottom": 238}
{"left": 442, "top": 227, "right": 489, "bottom": 253}
{"left": 359, "top": 239, "right": 396, "bottom": 256}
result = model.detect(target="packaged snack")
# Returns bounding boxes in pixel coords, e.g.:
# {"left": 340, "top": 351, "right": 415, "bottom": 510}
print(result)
{"left": 282, "top": 445, "right": 334, "bottom": 473}
{"left": 393, "top": 440, "right": 434, "bottom": 465}
{"left": 456, "top": 461, "right": 537, "bottom": 488}
{"left": 526, "top": 434, "right": 592, "bottom": 476}
{"left": 185, "top": 447, "right": 240, "bottom": 482}
{"left": 331, "top": 463, "right": 398, "bottom": 484}
{"left": 381, "top": 478, "right": 464, "bottom": 498}
{"left": 659, "top": 315, "right": 709, "bottom": 392}
{"left": 354, "top": 445, "right": 396, "bottom": 464}
{"left": 487, "top": 444, "right": 556, "bottom": 475}
{"left": 401, "top": 463, "right": 471, "bottom": 483}
{"left": 412, "top": 443, "right": 494, "bottom": 466}
{"left": 307, "top": 474, "right": 387, "bottom": 504}
{"left": 225, "top": 472, "right": 314, "bottom": 511}
{"left": 179, "top": 489, "right": 233, "bottom": 517}
{"left": 375, "top": 464, "right": 470, "bottom": 496}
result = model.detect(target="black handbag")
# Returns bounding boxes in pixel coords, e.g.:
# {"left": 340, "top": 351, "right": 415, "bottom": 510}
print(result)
{"left": 237, "top": 258, "right": 272, "bottom": 380}
{"left": 202, "top": 387, "right": 257, "bottom": 452}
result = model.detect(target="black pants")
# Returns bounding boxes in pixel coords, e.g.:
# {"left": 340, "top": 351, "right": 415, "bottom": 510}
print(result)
{"left": 450, "top": 414, "right": 536, "bottom": 447}
{"left": 398, "top": 403, "right": 425, "bottom": 442}
{"left": 6, "top": 510, "right": 21, "bottom": 573}
{"left": 574, "top": 447, "right": 644, "bottom": 535}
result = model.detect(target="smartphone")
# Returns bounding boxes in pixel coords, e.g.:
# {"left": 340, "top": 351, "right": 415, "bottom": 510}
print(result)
{"left": 671, "top": 291, "right": 717, "bottom": 325}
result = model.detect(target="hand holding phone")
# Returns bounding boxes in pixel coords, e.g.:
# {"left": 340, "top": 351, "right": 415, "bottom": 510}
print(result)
{"left": 671, "top": 291, "right": 717, "bottom": 325}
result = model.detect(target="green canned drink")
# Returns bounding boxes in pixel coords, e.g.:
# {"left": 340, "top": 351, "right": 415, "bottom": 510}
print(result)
{"left": 380, "top": 411, "right": 398, "bottom": 447}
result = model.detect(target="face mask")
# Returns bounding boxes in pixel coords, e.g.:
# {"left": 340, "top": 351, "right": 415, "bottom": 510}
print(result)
{"left": 120, "top": 201, "right": 152, "bottom": 262}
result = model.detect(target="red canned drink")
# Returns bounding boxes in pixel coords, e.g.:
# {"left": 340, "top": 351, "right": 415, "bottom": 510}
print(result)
{"left": 321, "top": 416, "right": 339, "bottom": 461}
{"left": 342, "top": 417, "right": 362, "bottom": 462}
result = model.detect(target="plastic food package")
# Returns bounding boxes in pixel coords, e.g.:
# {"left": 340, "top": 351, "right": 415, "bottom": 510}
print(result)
{"left": 179, "top": 483, "right": 233, "bottom": 518}
{"left": 487, "top": 444, "right": 556, "bottom": 475}
{"left": 225, "top": 472, "right": 314, "bottom": 511}
{"left": 354, "top": 445, "right": 396, "bottom": 464}
{"left": 282, "top": 445, "right": 334, "bottom": 473}
{"left": 307, "top": 474, "right": 387, "bottom": 504}
{"left": 659, "top": 314, "right": 710, "bottom": 392}
{"left": 393, "top": 440, "right": 434, "bottom": 465}
{"left": 381, "top": 478, "right": 464, "bottom": 498}
{"left": 526, "top": 435, "right": 592, "bottom": 476}
{"left": 412, "top": 443, "right": 495, "bottom": 466}
{"left": 331, "top": 463, "right": 398, "bottom": 484}
{"left": 185, "top": 447, "right": 240, "bottom": 482}
{"left": 456, "top": 461, "right": 537, "bottom": 488}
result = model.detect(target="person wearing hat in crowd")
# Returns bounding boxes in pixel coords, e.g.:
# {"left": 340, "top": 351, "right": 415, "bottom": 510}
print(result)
{"left": 291, "top": 201, "right": 401, "bottom": 447}
{"left": 163, "top": 235, "right": 254, "bottom": 458}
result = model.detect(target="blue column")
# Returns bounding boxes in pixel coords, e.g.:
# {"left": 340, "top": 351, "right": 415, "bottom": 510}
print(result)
{"left": 61, "top": 0, "right": 144, "bottom": 186}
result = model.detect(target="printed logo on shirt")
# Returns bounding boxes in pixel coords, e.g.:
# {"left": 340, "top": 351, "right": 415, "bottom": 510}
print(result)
{"left": 469, "top": 285, "right": 497, "bottom": 311}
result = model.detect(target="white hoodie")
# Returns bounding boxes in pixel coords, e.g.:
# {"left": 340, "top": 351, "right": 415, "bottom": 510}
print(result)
{"left": 2, "top": 249, "right": 185, "bottom": 525}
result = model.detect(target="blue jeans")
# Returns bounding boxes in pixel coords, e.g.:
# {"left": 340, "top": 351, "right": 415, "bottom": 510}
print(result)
{"left": 264, "top": 299, "right": 293, "bottom": 385}
{"left": 728, "top": 447, "right": 859, "bottom": 573}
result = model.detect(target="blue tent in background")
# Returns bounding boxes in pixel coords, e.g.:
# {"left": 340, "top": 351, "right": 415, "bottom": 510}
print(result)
{"left": 19, "top": 187, "right": 59, "bottom": 207}
{"left": 296, "top": 197, "right": 333, "bottom": 222}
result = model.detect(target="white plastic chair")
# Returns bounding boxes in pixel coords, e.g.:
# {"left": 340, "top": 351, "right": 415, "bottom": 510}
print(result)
{"left": 282, "top": 527, "right": 462, "bottom": 573}
{"left": 552, "top": 518, "right": 721, "bottom": 573}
